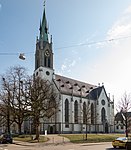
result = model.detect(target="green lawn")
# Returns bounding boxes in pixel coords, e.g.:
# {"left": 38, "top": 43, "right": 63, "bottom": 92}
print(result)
{"left": 61, "top": 133, "right": 129, "bottom": 143}
{"left": 13, "top": 133, "right": 129, "bottom": 143}
{"left": 13, "top": 135, "right": 48, "bottom": 143}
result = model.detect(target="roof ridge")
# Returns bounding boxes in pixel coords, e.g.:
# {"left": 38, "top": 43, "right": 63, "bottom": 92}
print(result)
{"left": 55, "top": 74, "right": 96, "bottom": 87}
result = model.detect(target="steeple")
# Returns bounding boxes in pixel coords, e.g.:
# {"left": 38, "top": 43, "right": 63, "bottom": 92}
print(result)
{"left": 35, "top": 0, "right": 53, "bottom": 71}
{"left": 39, "top": 2, "right": 48, "bottom": 42}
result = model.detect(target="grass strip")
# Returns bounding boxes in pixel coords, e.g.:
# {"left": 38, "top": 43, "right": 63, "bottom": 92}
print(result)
{"left": 61, "top": 134, "right": 129, "bottom": 143}
{"left": 14, "top": 135, "right": 48, "bottom": 143}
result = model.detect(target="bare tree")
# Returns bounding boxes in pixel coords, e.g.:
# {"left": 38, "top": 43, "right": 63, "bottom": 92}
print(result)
{"left": 28, "top": 76, "right": 59, "bottom": 141}
{"left": 82, "top": 101, "right": 99, "bottom": 140}
{"left": 0, "top": 65, "right": 30, "bottom": 134}
{"left": 0, "top": 89, "right": 11, "bottom": 133}
{"left": 116, "top": 92, "right": 131, "bottom": 137}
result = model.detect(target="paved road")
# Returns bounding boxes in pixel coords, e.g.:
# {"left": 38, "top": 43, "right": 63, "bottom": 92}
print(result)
{"left": 0, "top": 142, "right": 125, "bottom": 150}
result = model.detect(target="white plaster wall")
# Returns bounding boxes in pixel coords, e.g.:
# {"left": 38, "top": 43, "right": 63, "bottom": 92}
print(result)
{"left": 114, "top": 121, "right": 125, "bottom": 133}
{"left": 96, "top": 88, "right": 110, "bottom": 124}
{"left": 34, "top": 66, "right": 54, "bottom": 82}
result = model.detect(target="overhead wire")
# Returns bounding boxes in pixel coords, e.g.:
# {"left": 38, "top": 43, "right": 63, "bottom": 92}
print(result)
{"left": 55, "top": 35, "right": 131, "bottom": 50}
{"left": 0, "top": 35, "right": 131, "bottom": 55}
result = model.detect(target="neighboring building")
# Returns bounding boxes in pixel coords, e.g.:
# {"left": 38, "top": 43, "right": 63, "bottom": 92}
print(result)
{"left": 127, "top": 116, "right": 131, "bottom": 133}
{"left": 33, "top": 5, "right": 115, "bottom": 134}
{"left": 114, "top": 112, "right": 125, "bottom": 133}
{"left": 0, "top": 105, "right": 32, "bottom": 134}
{"left": 114, "top": 112, "right": 131, "bottom": 134}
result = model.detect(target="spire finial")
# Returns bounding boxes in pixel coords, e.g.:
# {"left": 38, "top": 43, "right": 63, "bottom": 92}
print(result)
{"left": 43, "top": 0, "right": 46, "bottom": 8}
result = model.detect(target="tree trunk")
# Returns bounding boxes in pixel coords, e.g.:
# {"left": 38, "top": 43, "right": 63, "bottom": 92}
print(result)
{"left": 35, "top": 124, "right": 40, "bottom": 141}
{"left": 34, "top": 118, "right": 40, "bottom": 142}
{"left": 85, "top": 118, "right": 88, "bottom": 140}
{"left": 18, "top": 123, "right": 22, "bottom": 135}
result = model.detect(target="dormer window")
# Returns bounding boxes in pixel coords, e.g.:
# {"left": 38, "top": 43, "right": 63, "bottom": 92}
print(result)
{"left": 74, "top": 83, "right": 78, "bottom": 86}
{"left": 66, "top": 81, "right": 70, "bottom": 84}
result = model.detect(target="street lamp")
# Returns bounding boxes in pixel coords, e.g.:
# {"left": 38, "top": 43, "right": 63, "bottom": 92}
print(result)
{"left": 19, "top": 53, "right": 26, "bottom": 60}
{"left": 0, "top": 52, "right": 26, "bottom": 60}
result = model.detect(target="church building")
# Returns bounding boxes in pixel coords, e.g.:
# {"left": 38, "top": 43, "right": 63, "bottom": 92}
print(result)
{"left": 34, "top": 5, "right": 114, "bottom": 134}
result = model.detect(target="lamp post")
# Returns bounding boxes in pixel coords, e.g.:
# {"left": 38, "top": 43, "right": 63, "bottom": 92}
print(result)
{"left": 125, "top": 113, "right": 128, "bottom": 137}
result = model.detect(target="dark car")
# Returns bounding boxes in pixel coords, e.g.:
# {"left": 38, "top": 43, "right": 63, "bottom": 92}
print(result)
{"left": 0, "top": 134, "right": 13, "bottom": 144}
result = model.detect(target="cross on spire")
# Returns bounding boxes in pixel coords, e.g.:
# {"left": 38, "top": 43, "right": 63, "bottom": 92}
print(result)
{"left": 43, "top": 0, "right": 46, "bottom": 7}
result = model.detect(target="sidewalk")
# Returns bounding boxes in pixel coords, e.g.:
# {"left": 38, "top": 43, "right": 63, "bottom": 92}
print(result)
{"left": 44, "top": 134, "right": 70, "bottom": 144}
{"left": 14, "top": 134, "right": 70, "bottom": 146}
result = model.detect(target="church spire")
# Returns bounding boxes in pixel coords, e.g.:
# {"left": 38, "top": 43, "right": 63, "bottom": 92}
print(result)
{"left": 35, "top": 0, "right": 53, "bottom": 71}
{"left": 39, "top": 0, "right": 48, "bottom": 42}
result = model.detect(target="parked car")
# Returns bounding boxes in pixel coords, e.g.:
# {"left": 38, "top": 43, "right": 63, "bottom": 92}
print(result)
{"left": 125, "top": 138, "right": 131, "bottom": 150}
{"left": 0, "top": 134, "right": 13, "bottom": 144}
{"left": 112, "top": 137, "right": 127, "bottom": 149}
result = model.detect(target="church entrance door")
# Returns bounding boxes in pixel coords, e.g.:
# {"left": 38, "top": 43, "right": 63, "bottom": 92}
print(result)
{"left": 105, "top": 123, "right": 109, "bottom": 133}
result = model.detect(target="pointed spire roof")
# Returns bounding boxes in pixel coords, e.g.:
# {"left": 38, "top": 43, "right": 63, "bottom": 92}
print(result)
{"left": 39, "top": 2, "right": 49, "bottom": 42}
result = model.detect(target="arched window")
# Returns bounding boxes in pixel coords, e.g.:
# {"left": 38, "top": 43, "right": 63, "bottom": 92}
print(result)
{"left": 101, "top": 107, "right": 106, "bottom": 123}
{"left": 83, "top": 102, "right": 86, "bottom": 124}
{"left": 74, "top": 100, "right": 78, "bottom": 123}
{"left": 65, "top": 99, "right": 69, "bottom": 123}
{"left": 91, "top": 103, "right": 94, "bottom": 124}
{"left": 48, "top": 57, "right": 51, "bottom": 67}
{"left": 44, "top": 56, "right": 51, "bottom": 68}
{"left": 44, "top": 56, "right": 47, "bottom": 67}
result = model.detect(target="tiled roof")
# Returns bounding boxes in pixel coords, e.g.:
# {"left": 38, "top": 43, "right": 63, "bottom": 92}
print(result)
{"left": 86, "top": 86, "right": 103, "bottom": 100}
{"left": 115, "top": 112, "right": 131, "bottom": 121}
{"left": 115, "top": 113, "right": 123, "bottom": 121}
{"left": 54, "top": 74, "right": 98, "bottom": 98}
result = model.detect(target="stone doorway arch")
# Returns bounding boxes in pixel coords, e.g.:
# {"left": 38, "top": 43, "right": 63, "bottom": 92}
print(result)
{"left": 105, "top": 123, "right": 109, "bottom": 133}
{"left": 50, "top": 126, "right": 53, "bottom": 134}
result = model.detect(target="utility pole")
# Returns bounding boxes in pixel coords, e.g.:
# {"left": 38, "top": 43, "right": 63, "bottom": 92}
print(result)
{"left": 125, "top": 112, "right": 128, "bottom": 137}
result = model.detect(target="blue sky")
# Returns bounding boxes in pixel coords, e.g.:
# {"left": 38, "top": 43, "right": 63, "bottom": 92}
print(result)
{"left": 1, "top": 0, "right": 131, "bottom": 106}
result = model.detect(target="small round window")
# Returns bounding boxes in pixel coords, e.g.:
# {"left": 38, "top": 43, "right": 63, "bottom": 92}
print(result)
{"left": 46, "top": 71, "right": 50, "bottom": 76}
{"left": 101, "top": 99, "right": 105, "bottom": 105}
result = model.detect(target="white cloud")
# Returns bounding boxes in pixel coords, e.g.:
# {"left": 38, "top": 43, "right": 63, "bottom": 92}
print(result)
{"left": 57, "top": 5, "right": 131, "bottom": 104}
{"left": 61, "top": 64, "right": 66, "bottom": 71}
{"left": 69, "top": 60, "right": 76, "bottom": 67}
{"left": 76, "top": 5, "right": 131, "bottom": 104}
{"left": 107, "top": 5, "right": 131, "bottom": 40}
{"left": 107, "top": 21, "right": 131, "bottom": 39}
{"left": 124, "top": 5, "right": 131, "bottom": 14}
{"left": 97, "top": 6, "right": 131, "bottom": 102}
{"left": 59, "top": 58, "right": 77, "bottom": 75}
